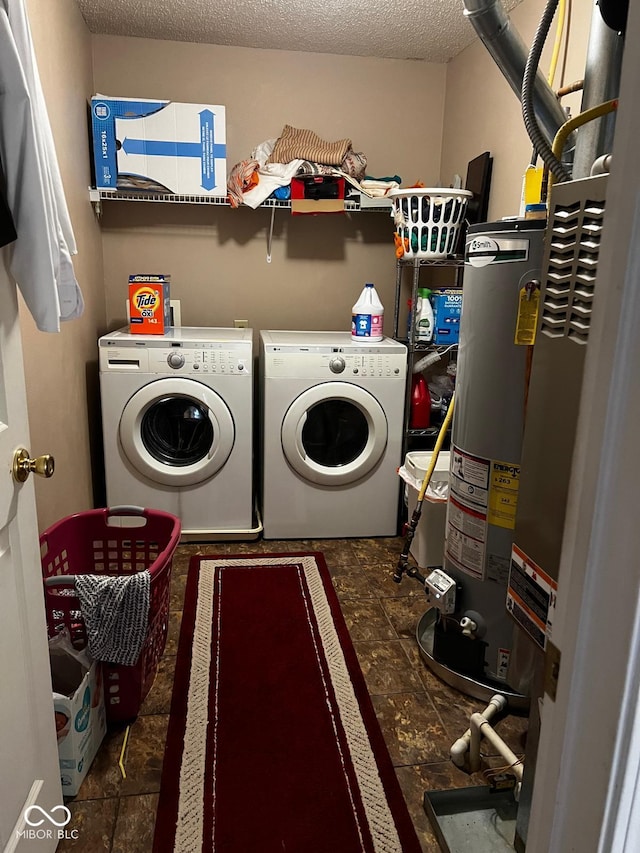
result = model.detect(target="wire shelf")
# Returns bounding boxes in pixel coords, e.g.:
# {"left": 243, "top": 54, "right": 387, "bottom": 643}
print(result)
{"left": 89, "top": 188, "right": 391, "bottom": 213}
{"left": 407, "top": 427, "right": 442, "bottom": 438}
{"left": 397, "top": 340, "right": 459, "bottom": 352}
{"left": 397, "top": 256, "right": 465, "bottom": 268}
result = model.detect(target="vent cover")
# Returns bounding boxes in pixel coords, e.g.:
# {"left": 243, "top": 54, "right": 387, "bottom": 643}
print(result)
{"left": 540, "top": 175, "right": 607, "bottom": 345}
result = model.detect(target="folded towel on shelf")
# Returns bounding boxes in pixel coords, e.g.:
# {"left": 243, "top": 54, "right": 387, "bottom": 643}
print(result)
{"left": 360, "top": 178, "right": 401, "bottom": 197}
{"left": 74, "top": 571, "right": 151, "bottom": 666}
{"left": 267, "top": 124, "right": 352, "bottom": 167}
{"left": 296, "top": 160, "right": 336, "bottom": 177}
{"left": 296, "top": 149, "right": 367, "bottom": 180}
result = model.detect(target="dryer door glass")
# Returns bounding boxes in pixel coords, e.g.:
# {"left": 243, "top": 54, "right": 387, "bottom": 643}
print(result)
{"left": 141, "top": 396, "right": 214, "bottom": 466}
{"left": 281, "top": 382, "right": 388, "bottom": 486}
{"left": 301, "top": 400, "right": 368, "bottom": 466}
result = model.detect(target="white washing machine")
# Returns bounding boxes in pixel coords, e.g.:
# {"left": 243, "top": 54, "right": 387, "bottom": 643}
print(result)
{"left": 99, "top": 327, "right": 254, "bottom": 538}
{"left": 260, "top": 331, "right": 407, "bottom": 539}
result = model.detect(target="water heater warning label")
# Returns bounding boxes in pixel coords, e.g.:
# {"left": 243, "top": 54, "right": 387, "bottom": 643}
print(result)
{"left": 506, "top": 544, "right": 557, "bottom": 650}
{"left": 446, "top": 446, "right": 489, "bottom": 579}
{"left": 451, "top": 447, "right": 489, "bottom": 498}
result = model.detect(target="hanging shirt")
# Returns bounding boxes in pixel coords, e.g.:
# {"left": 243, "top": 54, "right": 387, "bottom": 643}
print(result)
{"left": 0, "top": 0, "right": 83, "bottom": 331}
{"left": 0, "top": 154, "right": 17, "bottom": 248}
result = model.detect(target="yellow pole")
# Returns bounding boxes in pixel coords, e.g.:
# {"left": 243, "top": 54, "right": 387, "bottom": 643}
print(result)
{"left": 417, "top": 393, "right": 455, "bottom": 502}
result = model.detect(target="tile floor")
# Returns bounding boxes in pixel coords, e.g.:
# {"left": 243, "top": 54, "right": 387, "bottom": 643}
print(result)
{"left": 59, "top": 538, "right": 528, "bottom": 852}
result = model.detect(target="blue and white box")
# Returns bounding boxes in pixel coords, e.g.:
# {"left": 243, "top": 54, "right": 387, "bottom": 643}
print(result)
{"left": 431, "top": 289, "right": 463, "bottom": 344}
{"left": 90, "top": 96, "right": 227, "bottom": 196}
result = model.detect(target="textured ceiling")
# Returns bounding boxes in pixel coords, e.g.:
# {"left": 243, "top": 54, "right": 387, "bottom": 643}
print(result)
{"left": 75, "top": 0, "right": 523, "bottom": 63}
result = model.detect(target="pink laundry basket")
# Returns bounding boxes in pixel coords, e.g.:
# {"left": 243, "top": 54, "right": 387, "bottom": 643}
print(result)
{"left": 41, "top": 506, "right": 181, "bottom": 723}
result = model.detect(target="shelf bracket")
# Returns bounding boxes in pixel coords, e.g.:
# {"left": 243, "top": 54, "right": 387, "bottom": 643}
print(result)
{"left": 266, "top": 205, "right": 276, "bottom": 263}
{"left": 89, "top": 187, "right": 102, "bottom": 220}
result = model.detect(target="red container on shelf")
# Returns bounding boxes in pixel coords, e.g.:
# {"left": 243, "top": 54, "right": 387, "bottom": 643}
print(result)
{"left": 410, "top": 373, "right": 431, "bottom": 429}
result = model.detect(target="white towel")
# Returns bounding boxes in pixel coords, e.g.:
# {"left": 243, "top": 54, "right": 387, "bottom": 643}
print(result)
{"left": 241, "top": 160, "right": 304, "bottom": 209}
{"left": 360, "top": 179, "right": 400, "bottom": 198}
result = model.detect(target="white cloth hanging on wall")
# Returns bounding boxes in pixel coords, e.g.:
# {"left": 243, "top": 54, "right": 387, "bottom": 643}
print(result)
{"left": 0, "top": 0, "right": 83, "bottom": 332}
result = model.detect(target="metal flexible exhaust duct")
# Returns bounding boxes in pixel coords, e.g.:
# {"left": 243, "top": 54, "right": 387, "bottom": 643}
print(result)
{"left": 463, "top": 0, "right": 569, "bottom": 146}
{"left": 522, "top": 0, "right": 572, "bottom": 181}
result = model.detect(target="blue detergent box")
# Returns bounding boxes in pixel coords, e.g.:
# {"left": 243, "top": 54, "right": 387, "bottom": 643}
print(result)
{"left": 431, "top": 289, "right": 463, "bottom": 344}
{"left": 90, "top": 96, "right": 227, "bottom": 196}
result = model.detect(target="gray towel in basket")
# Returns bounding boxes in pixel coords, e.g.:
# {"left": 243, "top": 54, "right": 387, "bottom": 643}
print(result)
{"left": 74, "top": 571, "right": 151, "bottom": 666}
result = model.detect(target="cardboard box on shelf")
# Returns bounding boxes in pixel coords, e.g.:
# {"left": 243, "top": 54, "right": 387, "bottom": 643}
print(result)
{"left": 290, "top": 176, "right": 345, "bottom": 215}
{"left": 128, "top": 274, "right": 172, "bottom": 334}
{"left": 51, "top": 651, "right": 106, "bottom": 797}
{"left": 90, "top": 96, "right": 227, "bottom": 197}
{"left": 431, "top": 289, "right": 463, "bottom": 345}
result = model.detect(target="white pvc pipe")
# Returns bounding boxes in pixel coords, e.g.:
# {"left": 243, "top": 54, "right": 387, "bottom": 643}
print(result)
{"left": 450, "top": 693, "right": 507, "bottom": 767}
{"left": 469, "top": 712, "right": 524, "bottom": 800}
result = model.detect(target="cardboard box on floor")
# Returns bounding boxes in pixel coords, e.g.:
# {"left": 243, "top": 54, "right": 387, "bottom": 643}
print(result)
{"left": 51, "top": 650, "right": 107, "bottom": 797}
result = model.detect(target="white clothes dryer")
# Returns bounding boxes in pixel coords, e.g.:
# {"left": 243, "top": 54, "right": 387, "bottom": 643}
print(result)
{"left": 260, "top": 331, "right": 407, "bottom": 539}
{"left": 99, "top": 327, "right": 254, "bottom": 538}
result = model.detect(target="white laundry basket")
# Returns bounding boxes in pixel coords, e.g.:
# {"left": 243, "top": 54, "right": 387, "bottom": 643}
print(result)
{"left": 389, "top": 188, "right": 472, "bottom": 259}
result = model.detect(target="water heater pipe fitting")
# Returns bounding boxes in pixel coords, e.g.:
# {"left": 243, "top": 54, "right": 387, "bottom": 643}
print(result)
{"left": 450, "top": 694, "right": 507, "bottom": 767}
{"left": 469, "top": 712, "right": 524, "bottom": 799}
{"left": 460, "top": 609, "right": 487, "bottom": 639}
{"left": 591, "top": 153, "right": 612, "bottom": 175}
{"left": 460, "top": 616, "right": 478, "bottom": 637}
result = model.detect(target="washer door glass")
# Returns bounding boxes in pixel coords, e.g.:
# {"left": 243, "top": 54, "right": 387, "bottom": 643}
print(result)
{"left": 281, "top": 382, "right": 387, "bottom": 485}
{"left": 119, "top": 378, "right": 235, "bottom": 486}
{"left": 141, "top": 396, "right": 214, "bottom": 466}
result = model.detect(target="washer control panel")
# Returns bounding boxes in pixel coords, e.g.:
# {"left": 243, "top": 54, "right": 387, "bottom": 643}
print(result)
{"left": 100, "top": 341, "right": 252, "bottom": 375}
{"left": 153, "top": 345, "right": 251, "bottom": 374}
{"left": 167, "top": 351, "right": 185, "bottom": 369}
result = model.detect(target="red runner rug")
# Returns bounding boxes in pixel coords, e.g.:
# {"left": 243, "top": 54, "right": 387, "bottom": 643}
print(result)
{"left": 154, "top": 553, "right": 421, "bottom": 852}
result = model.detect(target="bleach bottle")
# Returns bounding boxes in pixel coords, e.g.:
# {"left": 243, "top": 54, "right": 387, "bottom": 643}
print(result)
{"left": 352, "top": 282, "right": 384, "bottom": 341}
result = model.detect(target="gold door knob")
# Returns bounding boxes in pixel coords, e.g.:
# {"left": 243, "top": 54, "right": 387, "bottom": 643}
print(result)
{"left": 12, "top": 447, "right": 55, "bottom": 483}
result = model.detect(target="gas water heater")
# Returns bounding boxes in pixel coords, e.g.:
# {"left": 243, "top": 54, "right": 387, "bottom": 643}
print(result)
{"left": 423, "top": 219, "right": 546, "bottom": 694}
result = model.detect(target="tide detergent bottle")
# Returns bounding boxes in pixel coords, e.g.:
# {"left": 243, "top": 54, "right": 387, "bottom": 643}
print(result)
{"left": 351, "top": 282, "right": 384, "bottom": 341}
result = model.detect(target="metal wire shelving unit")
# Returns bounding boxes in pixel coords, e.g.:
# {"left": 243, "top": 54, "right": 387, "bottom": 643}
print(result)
{"left": 393, "top": 256, "right": 464, "bottom": 457}
{"left": 88, "top": 188, "right": 392, "bottom": 217}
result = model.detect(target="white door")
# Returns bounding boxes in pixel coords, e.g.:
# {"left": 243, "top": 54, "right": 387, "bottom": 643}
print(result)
{"left": 0, "top": 257, "right": 62, "bottom": 853}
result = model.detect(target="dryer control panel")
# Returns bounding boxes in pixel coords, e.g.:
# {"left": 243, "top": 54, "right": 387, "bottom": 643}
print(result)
{"left": 263, "top": 349, "right": 406, "bottom": 379}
